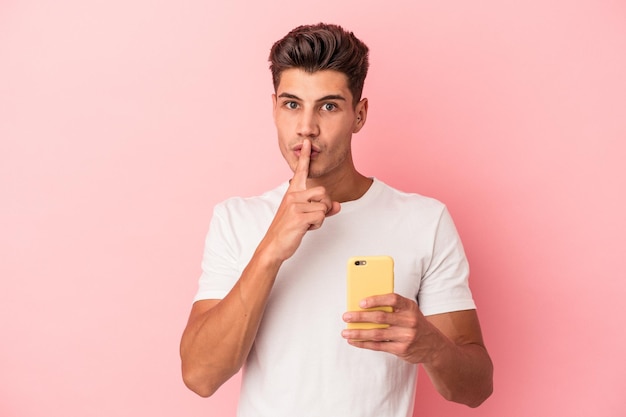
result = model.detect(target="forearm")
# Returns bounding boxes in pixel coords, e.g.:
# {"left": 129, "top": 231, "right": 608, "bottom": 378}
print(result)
{"left": 180, "top": 248, "right": 282, "bottom": 397}
{"left": 422, "top": 334, "right": 493, "bottom": 407}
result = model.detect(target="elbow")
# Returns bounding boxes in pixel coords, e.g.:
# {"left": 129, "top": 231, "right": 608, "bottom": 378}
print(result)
{"left": 181, "top": 365, "right": 222, "bottom": 398}
{"left": 440, "top": 382, "right": 493, "bottom": 408}
{"left": 466, "top": 383, "right": 493, "bottom": 408}
{"left": 465, "top": 368, "right": 494, "bottom": 408}
{"left": 185, "top": 382, "right": 216, "bottom": 399}
{"left": 181, "top": 355, "right": 243, "bottom": 398}
{"left": 458, "top": 372, "right": 494, "bottom": 408}
{"left": 469, "top": 360, "right": 494, "bottom": 407}
{"left": 438, "top": 364, "right": 494, "bottom": 408}
{"left": 462, "top": 354, "right": 494, "bottom": 408}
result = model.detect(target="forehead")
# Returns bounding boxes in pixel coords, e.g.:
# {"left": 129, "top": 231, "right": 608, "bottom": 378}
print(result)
{"left": 276, "top": 68, "right": 353, "bottom": 100}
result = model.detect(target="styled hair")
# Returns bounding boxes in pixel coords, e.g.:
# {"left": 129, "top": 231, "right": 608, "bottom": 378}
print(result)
{"left": 269, "top": 23, "right": 369, "bottom": 106}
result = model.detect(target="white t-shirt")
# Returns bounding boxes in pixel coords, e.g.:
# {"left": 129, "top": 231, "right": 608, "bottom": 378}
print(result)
{"left": 195, "top": 178, "right": 475, "bottom": 417}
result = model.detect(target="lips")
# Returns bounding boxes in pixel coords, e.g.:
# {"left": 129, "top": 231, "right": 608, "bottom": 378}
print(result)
{"left": 293, "top": 143, "right": 321, "bottom": 158}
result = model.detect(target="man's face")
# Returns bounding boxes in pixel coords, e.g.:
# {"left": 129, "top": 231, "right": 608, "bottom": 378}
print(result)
{"left": 273, "top": 68, "right": 367, "bottom": 181}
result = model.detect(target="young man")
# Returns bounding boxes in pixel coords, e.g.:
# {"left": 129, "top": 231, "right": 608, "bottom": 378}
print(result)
{"left": 180, "top": 23, "right": 493, "bottom": 416}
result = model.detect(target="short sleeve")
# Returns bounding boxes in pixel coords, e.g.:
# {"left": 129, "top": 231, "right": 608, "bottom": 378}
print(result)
{"left": 417, "top": 207, "right": 476, "bottom": 316}
{"left": 193, "top": 204, "right": 241, "bottom": 302}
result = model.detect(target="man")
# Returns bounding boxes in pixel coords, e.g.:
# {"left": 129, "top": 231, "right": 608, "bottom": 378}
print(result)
{"left": 180, "top": 23, "right": 493, "bottom": 416}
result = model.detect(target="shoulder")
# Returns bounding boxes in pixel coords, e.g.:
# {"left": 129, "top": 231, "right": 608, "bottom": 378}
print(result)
{"left": 206, "top": 182, "right": 288, "bottom": 242}
{"left": 213, "top": 182, "right": 288, "bottom": 219}
{"left": 373, "top": 178, "right": 447, "bottom": 214}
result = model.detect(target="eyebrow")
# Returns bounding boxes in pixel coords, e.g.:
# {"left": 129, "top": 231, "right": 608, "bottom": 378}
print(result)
{"left": 278, "top": 92, "right": 347, "bottom": 102}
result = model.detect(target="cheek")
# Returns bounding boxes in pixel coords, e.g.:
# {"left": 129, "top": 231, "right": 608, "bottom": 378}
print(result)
{"left": 277, "top": 140, "right": 297, "bottom": 172}
{"left": 275, "top": 111, "right": 295, "bottom": 128}
{"left": 330, "top": 125, "right": 355, "bottom": 148}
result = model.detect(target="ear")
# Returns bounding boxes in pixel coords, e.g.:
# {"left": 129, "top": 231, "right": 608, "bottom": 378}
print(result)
{"left": 272, "top": 94, "right": 278, "bottom": 122}
{"left": 353, "top": 98, "right": 368, "bottom": 133}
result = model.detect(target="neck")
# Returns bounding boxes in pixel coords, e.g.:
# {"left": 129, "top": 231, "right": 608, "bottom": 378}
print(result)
{"left": 306, "top": 169, "right": 372, "bottom": 203}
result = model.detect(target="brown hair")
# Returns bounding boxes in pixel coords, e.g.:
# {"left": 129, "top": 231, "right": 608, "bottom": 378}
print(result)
{"left": 269, "top": 23, "right": 369, "bottom": 106}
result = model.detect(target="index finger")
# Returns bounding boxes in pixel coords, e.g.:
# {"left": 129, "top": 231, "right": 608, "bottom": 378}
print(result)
{"left": 289, "top": 139, "right": 311, "bottom": 191}
{"left": 359, "top": 293, "right": 410, "bottom": 310}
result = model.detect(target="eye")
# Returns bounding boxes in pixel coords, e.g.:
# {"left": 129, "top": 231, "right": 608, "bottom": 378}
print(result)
{"left": 322, "top": 103, "right": 337, "bottom": 111}
{"left": 285, "top": 101, "right": 299, "bottom": 110}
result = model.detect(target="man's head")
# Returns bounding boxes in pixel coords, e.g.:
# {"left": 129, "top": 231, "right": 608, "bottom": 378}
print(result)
{"left": 269, "top": 23, "right": 369, "bottom": 107}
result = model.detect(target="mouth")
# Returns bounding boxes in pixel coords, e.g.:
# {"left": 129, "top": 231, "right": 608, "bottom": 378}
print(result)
{"left": 292, "top": 143, "right": 321, "bottom": 158}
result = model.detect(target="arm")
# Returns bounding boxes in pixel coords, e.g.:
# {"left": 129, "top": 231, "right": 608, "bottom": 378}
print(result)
{"left": 342, "top": 295, "right": 493, "bottom": 407}
{"left": 179, "top": 252, "right": 281, "bottom": 397}
{"left": 180, "top": 139, "right": 340, "bottom": 397}
{"left": 422, "top": 309, "right": 493, "bottom": 407}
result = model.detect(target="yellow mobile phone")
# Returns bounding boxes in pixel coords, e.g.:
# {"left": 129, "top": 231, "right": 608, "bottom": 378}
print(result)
{"left": 346, "top": 255, "right": 394, "bottom": 330}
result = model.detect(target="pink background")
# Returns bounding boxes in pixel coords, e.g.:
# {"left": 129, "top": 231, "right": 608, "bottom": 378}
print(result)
{"left": 2, "top": 1, "right": 625, "bottom": 416}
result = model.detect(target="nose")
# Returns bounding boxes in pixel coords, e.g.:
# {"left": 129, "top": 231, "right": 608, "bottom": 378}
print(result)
{"left": 296, "top": 109, "right": 320, "bottom": 138}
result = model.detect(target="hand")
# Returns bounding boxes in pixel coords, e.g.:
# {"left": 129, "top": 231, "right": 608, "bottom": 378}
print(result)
{"left": 341, "top": 293, "right": 443, "bottom": 364}
{"left": 260, "top": 139, "right": 340, "bottom": 262}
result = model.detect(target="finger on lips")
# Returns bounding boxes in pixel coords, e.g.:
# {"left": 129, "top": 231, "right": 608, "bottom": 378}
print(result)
{"left": 288, "top": 139, "right": 340, "bottom": 217}
{"left": 290, "top": 139, "right": 311, "bottom": 191}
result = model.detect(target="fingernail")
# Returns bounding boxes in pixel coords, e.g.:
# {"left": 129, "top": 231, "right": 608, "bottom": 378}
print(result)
{"left": 343, "top": 313, "right": 352, "bottom": 322}
{"left": 359, "top": 300, "right": 368, "bottom": 308}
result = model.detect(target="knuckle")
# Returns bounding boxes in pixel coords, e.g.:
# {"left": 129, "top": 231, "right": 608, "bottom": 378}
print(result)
{"left": 396, "top": 344, "right": 411, "bottom": 356}
{"left": 286, "top": 203, "right": 299, "bottom": 215}
{"left": 309, "top": 211, "right": 324, "bottom": 223}
{"left": 308, "top": 214, "right": 325, "bottom": 229}
{"left": 370, "top": 329, "right": 387, "bottom": 340}
{"left": 404, "top": 315, "right": 418, "bottom": 328}
{"left": 370, "top": 311, "right": 388, "bottom": 323}
{"left": 391, "top": 293, "right": 403, "bottom": 304}
{"left": 284, "top": 192, "right": 297, "bottom": 203}
{"left": 400, "top": 328, "right": 416, "bottom": 341}
{"left": 310, "top": 186, "right": 327, "bottom": 199}
{"left": 407, "top": 317, "right": 417, "bottom": 329}
{"left": 348, "top": 313, "right": 362, "bottom": 322}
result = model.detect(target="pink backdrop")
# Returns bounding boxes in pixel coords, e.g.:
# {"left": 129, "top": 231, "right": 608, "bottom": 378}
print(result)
{"left": 1, "top": 1, "right": 625, "bottom": 416}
